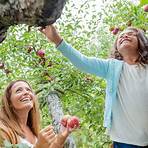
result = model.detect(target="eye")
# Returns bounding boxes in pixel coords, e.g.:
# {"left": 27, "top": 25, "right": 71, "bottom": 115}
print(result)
{"left": 126, "top": 32, "right": 137, "bottom": 37}
{"left": 118, "top": 34, "right": 124, "bottom": 39}
{"left": 16, "top": 88, "right": 22, "bottom": 93}
{"left": 26, "top": 87, "right": 32, "bottom": 92}
{"left": 127, "top": 32, "right": 134, "bottom": 36}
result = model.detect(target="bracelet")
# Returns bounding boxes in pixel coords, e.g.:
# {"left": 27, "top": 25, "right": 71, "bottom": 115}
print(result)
{"left": 56, "top": 39, "right": 63, "bottom": 48}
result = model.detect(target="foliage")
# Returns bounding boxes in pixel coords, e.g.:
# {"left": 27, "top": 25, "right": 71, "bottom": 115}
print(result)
{"left": 102, "top": 0, "right": 148, "bottom": 32}
{"left": 140, "top": 0, "right": 148, "bottom": 6}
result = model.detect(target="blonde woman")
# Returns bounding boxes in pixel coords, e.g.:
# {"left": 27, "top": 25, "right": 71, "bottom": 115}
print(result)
{"left": 0, "top": 80, "right": 75, "bottom": 148}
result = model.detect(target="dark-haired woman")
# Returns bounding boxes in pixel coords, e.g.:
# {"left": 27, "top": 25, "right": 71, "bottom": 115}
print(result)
{"left": 40, "top": 26, "right": 148, "bottom": 148}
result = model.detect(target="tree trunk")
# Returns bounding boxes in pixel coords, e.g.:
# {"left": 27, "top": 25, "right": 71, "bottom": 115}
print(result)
{"left": 0, "top": 0, "right": 66, "bottom": 42}
{"left": 47, "top": 91, "right": 76, "bottom": 148}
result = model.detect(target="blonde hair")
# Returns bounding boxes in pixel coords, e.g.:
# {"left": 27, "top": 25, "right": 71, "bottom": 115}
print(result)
{"left": 0, "top": 80, "right": 40, "bottom": 144}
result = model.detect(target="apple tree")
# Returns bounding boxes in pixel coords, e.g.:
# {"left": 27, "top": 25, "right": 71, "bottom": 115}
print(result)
{"left": 0, "top": 0, "right": 147, "bottom": 147}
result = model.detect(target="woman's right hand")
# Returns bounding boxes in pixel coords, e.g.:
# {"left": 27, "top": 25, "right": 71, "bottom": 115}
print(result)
{"left": 39, "top": 25, "right": 63, "bottom": 46}
{"left": 35, "top": 125, "right": 56, "bottom": 148}
{"left": 60, "top": 115, "right": 80, "bottom": 138}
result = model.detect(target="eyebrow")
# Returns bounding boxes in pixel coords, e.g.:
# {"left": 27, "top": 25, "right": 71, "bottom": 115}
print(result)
{"left": 15, "top": 86, "right": 31, "bottom": 91}
{"left": 118, "top": 31, "right": 137, "bottom": 37}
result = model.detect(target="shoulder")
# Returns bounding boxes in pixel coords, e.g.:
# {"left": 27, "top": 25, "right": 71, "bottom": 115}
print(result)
{"left": 108, "top": 58, "right": 124, "bottom": 67}
{"left": 0, "top": 120, "right": 11, "bottom": 146}
{"left": 0, "top": 120, "right": 9, "bottom": 133}
{"left": 0, "top": 120, "right": 11, "bottom": 139}
{"left": 0, "top": 120, "right": 18, "bottom": 145}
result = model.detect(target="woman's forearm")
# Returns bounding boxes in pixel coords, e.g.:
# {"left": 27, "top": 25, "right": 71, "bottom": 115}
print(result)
{"left": 49, "top": 132, "right": 68, "bottom": 148}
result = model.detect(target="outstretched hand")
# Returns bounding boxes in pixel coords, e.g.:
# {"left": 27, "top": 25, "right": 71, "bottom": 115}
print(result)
{"left": 60, "top": 115, "right": 80, "bottom": 137}
{"left": 39, "top": 25, "right": 63, "bottom": 46}
{"left": 35, "top": 116, "right": 80, "bottom": 148}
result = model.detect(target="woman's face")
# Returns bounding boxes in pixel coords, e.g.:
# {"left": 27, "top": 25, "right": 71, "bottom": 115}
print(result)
{"left": 10, "top": 81, "right": 35, "bottom": 111}
{"left": 116, "top": 29, "right": 139, "bottom": 55}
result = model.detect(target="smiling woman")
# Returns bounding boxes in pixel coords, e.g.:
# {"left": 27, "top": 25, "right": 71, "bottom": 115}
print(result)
{"left": 0, "top": 80, "right": 40, "bottom": 146}
{"left": 10, "top": 81, "right": 35, "bottom": 111}
{"left": 39, "top": 25, "right": 148, "bottom": 147}
{"left": 0, "top": 80, "right": 77, "bottom": 148}
{"left": 111, "top": 27, "right": 148, "bottom": 65}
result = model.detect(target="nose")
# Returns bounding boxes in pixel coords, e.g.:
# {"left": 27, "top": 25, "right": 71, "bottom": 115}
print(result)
{"left": 123, "top": 33, "right": 129, "bottom": 38}
{"left": 22, "top": 89, "right": 30, "bottom": 95}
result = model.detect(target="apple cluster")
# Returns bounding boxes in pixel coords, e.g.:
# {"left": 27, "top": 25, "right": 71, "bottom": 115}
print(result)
{"left": 109, "top": 4, "right": 147, "bottom": 35}
{"left": 60, "top": 115, "right": 80, "bottom": 129}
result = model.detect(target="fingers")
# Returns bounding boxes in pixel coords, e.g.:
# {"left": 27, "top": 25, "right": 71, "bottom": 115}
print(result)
{"left": 38, "top": 27, "right": 45, "bottom": 33}
{"left": 40, "top": 125, "right": 56, "bottom": 140}
{"left": 38, "top": 24, "right": 62, "bottom": 45}
{"left": 38, "top": 25, "right": 53, "bottom": 33}
{"left": 47, "top": 134, "right": 56, "bottom": 145}
{"left": 40, "top": 125, "right": 54, "bottom": 133}
{"left": 42, "top": 127, "right": 56, "bottom": 139}
{"left": 38, "top": 26, "right": 47, "bottom": 35}
{"left": 37, "top": 125, "right": 57, "bottom": 146}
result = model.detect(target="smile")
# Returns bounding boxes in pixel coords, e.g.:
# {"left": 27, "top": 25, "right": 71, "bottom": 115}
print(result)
{"left": 120, "top": 39, "right": 131, "bottom": 44}
{"left": 20, "top": 97, "right": 32, "bottom": 102}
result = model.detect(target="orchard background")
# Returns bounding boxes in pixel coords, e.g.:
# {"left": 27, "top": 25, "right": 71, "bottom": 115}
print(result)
{"left": 0, "top": 0, "right": 147, "bottom": 147}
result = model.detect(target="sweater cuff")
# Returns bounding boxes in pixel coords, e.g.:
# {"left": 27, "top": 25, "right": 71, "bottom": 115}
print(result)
{"left": 56, "top": 40, "right": 68, "bottom": 51}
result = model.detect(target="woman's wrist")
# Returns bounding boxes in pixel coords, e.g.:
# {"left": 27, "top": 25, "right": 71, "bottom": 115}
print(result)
{"left": 55, "top": 38, "right": 63, "bottom": 47}
{"left": 34, "top": 141, "right": 40, "bottom": 148}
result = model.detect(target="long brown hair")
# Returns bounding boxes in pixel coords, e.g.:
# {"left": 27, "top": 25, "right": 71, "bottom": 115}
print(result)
{"left": 0, "top": 80, "right": 40, "bottom": 143}
{"left": 110, "top": 27, "right": 148, "bottom": 65}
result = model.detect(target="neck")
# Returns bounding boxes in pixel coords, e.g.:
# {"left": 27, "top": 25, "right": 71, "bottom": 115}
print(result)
{"left": 123, "top": 55, "right": 139, "bottom": 65}
{"left": 15, "top": 110, "right": 29, "bottom": 127}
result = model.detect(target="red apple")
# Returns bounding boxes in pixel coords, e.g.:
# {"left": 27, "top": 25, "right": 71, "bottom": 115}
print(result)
{"left": 143, "top": 4, "right": 148, "bottom": 12}
{"left": 67, "top": 116, "right": 80, "bottom": 128}
{"left": 112, "top": 27, "right": 119, "bottom": 35}
{"left": 60, "top": 115, "right": 71, "bottom": 127}
{"left": 36, "top": 49, "right": 45, "bottom": 58}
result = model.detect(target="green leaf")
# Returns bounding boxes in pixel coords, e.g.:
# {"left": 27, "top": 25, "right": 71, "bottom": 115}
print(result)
{"left": 140, "top": 0, "right": 148, "bottom": 6}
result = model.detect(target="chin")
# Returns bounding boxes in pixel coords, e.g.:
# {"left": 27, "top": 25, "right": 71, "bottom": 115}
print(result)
{"left": 118, "top": 45, "right": 134, "bottom": 53}
{"left": 21, "top": 104, "right": 33, "bottom": 111}
{"left": 26, "top": 104, "right": 33, "bottom": 110}
{"left": 119, "top": 44, "right": 131, "bottom": 49}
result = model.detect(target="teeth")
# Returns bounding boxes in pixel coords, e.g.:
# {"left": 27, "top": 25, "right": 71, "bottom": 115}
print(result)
{"left": 21, "top": 98, "right": 31, "bottom": 102}
{"left": 121, "top": 40, "right": 130, "bottom": 44}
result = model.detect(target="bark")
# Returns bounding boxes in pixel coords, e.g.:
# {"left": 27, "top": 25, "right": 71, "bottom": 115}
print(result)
{"left": 0, "top": 0, "right": 66, "bottom": 42}
{"left": 47, "top": 91, "right": 76, "bottom": 148}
